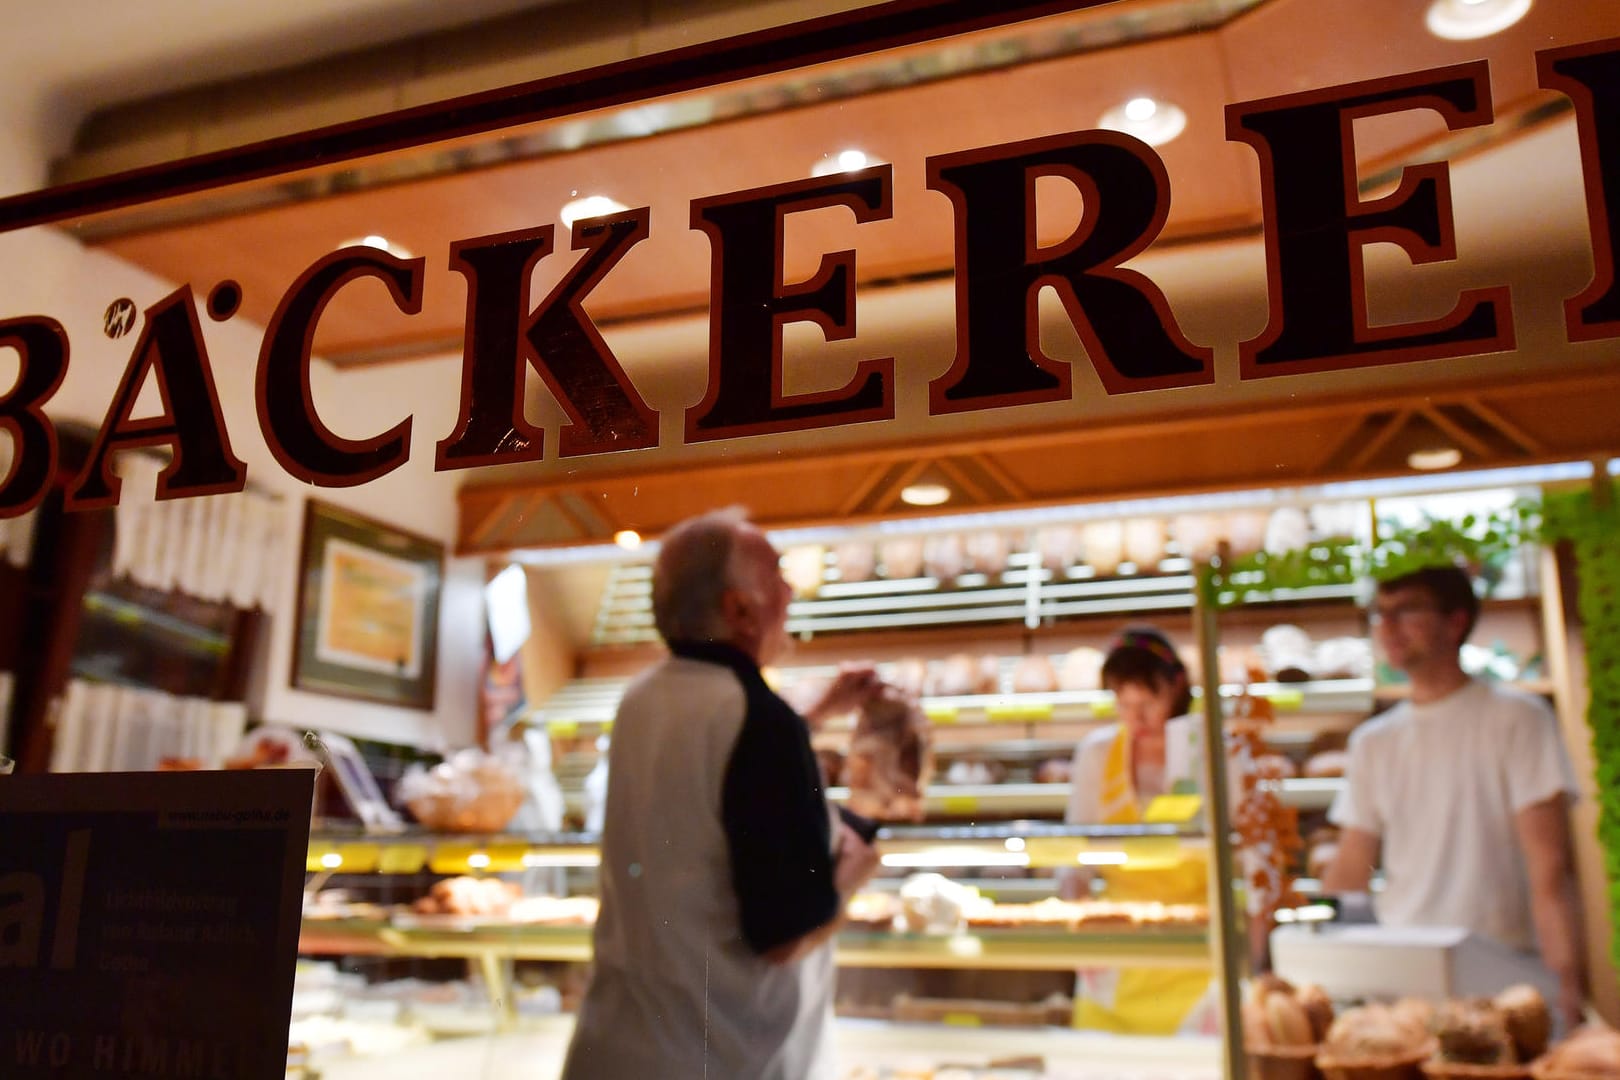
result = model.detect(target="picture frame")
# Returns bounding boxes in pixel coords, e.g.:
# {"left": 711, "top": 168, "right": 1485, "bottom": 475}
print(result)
{"left": 292, "top": 501, "right": 443, "bottom": 710}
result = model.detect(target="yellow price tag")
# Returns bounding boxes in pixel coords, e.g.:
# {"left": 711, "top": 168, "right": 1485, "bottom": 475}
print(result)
{"left": 986, "top": 703, "right": 1053, "bottom": 723}
{"left": 549, "top": 719, "right": 581, "bottom": 737}
{"left": 942, "top": 1012, "right": 983, "bottom": 1028}
{"left": 335, "top": 843, "right": 381, "bottom": 873}
{"left": 925, "top": 705, "right": 959, "bottom": 725}
{"left": 1143, "top": 794, "right": 1203, "bottom": 824}
{"left": 1264, "top": 689, "right": 1305, "bottom": 711}
{"left": 1090, "top": 698, "right": 1117, "bottom": 719}
{"left": 377, "top": 844, "right": 429, "bottom": 874}
{"left": 940, "top": 795, "right": 979, "bottom": 815}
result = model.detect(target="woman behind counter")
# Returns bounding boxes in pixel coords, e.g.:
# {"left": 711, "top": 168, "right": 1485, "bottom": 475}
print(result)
{"left": 1062, "top": 626, "right": 1218, "bottom": 1036}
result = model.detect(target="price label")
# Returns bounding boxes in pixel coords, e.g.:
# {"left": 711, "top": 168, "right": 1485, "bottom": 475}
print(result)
{"left": 925, "top": 706, "right": 960, "bottom": 725}
{"left": 1090, "top": 698, "right": 1118, "bottom": 719}
{"left": 549, "top": 719, "right": 581, "bottom": 737}
{"left": 1264, "top": 689, "right": 1305, "bottom": 711}
{"left": 986, "top": 703, "right": 1053, "bottom": 723}
{"left": 1143, "top": 794, "right": 1203, "bottom": 824}
{"left": 942, "top": 1012, "right": 983, "bottom": 1027}
{"left": 377, "top": 844, "right": 429, "bottom": 874}
{"left": 941, "top": 795, "right": 979, "bottom": 815}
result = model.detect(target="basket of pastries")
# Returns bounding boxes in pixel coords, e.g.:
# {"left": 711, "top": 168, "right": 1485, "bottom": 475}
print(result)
{"left": 1314, "top": 1002, "right": 1435, "bottom": 1080}
{"left": 1419, "top": 986, "right": 1552, "bottom": 1080}
{"left": 1530, "top": 1023, "right": 1620, "bottom": 1080}
{"left": 397, "top": 749, "right": 525, "bottom": 833}
{"left": 1242, "top": 974, "right": 1335, "bottom": 1080}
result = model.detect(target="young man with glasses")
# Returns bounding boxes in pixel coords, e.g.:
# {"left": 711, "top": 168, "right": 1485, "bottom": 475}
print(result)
{"left": 1322, "top": 565, "right": 1587, "bottom": 1026}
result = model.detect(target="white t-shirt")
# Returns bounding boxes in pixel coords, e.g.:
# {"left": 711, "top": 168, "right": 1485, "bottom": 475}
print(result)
{"left": 1329, "top": 678, "right": 1578, "bottom": 951}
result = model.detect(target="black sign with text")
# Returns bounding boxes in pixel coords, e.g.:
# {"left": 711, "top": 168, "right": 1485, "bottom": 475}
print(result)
{"left": 0, "top": 769, "right": 313, "bottom": 1080}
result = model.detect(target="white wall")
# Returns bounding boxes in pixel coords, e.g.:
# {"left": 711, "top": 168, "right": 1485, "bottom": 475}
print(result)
{"left": 0, "top": 216, "right": 486, "bottom": 750}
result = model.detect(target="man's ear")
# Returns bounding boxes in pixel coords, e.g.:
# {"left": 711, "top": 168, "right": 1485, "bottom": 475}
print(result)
{"left": 720, "top": 586, "right": 752, "bottom": 630}
{"left": 1445, "top": 607, "right": 1472, "bottom": 648}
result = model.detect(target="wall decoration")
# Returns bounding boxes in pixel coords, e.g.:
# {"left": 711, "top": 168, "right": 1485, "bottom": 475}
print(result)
{"left": 293, "top": 501, "right": 442, "bottom": 710}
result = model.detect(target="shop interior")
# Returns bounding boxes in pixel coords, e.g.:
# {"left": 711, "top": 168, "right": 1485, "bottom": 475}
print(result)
{"left": 3, "top": 1, "right": 1619, "bottom": 1078}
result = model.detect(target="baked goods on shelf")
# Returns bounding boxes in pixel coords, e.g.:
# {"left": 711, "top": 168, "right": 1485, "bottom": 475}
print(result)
{"left": 1241, "top": 974, "right": 1335, "bottom": 1080}
{"left": 1431, "top": 999, "right": 1517, "bottom": 1067}
{"left": 412, "top": 877, "right": 520, "bottom": 917}
{"left": 398, "top": 751, "right": 525, "bottom": 834}
{"left": 1492, "top": 986, "right": 1551, "bottom": 1063}
{"left": 1531, "top": 1024, "right": 1620, "bottom": 1080}
{"left": 962, "top": 898, "right": 1207, "bottom": 932}
{"left": 1317, "top": 1002, "right": 1434, "bottom": 1080}
{"left": 1010, "top": 655, "right": 1058, "bottom": 694}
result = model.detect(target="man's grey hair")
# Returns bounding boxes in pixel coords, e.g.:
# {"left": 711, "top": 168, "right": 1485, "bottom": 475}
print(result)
{"left": 651, "top": 506, "right": 757, "bottom": 643}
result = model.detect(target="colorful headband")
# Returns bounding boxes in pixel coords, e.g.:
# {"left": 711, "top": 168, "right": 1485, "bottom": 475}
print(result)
{"left": 1110, "top": 629, "right": 1184, "bottom": 672}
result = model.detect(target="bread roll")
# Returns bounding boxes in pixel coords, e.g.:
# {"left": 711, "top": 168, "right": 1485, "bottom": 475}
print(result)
{"left": 964, "top": 531, "right": 1012, "bottom": 575}
{"left": 1080, "top": 520, "right": 1124, "bottom": 576}
{"left": 1011, "top": 655, "right": 1058, "bottom": 694}
{"left": 1265, "top": 992, "right": 1316, "bottom": 1047}
{"left": 881, "top": 537, "right": 925, "bottom": 580}
{"left": 923, "top": 534, "right": 965, "bottom": 581}
{"left": 1297, "top": 984, "right": 1335, "bottom": 1043}
{"left": 1122, "top": 518, "right": 1167, "bottom": 570}
{"left": 1493, "top": 984, "right": 1550, "bottom": 1061}
{"left": 1433, "top": 999, "right": 1513, "bottom": 1065}
{"left": 835, "top": 541, "right": 876, "bottom": 582}
{"left": 1058, "top": 647, "right": 1105, "bottom": 691}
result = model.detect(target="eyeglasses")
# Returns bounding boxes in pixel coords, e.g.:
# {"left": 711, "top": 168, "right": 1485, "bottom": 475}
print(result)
{"left": 1368, "top": 602, "right": 1440, "bottom": 625}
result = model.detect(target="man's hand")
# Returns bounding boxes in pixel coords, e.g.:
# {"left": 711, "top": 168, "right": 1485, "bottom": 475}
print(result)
{"left": 1517, "top": 794, "right": 1587, "bottom": 1030}
{"left": 834, "top": 822, "right": 881, "bottom": 898}
{"left": 1320, "top": 826, "right": 1379, "bottom": 894}
{"left": 804, "top": 664, "right": 882, "bottom": 727}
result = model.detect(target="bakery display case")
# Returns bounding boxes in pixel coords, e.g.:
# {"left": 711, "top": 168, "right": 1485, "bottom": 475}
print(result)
{"left": 288, "top": 483, "right": 1570, "bottom": 1077}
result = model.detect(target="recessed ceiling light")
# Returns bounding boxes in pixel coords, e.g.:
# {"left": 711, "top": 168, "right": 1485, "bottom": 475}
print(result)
{"left": 340, "top": 234, "right": 413, "bottom": 259}
{"left": 900, "top": 483, "right": 951, "bottom": 507}
{"left": 1408, "top": 447, "right": 1463, "bottom": 471}
{"left": 560, "top": 195, "right": 629, "bottom": 229}
{"left": 811, "top": 148, "right": 876, "bottom": 177}
{"left": 1098, "top": 96, "right": 1188, "bottom": 147}
{"left": 1424, "top": 0, "right": 1531, "bottom": 40}
{"left": 614, "top": 529, "right": 643, "bottom": 550}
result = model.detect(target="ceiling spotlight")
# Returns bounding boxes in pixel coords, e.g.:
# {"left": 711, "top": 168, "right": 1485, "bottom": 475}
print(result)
{"left": 1424, "top": 0, "right": 1531, "bottom": 40}
{"left": 560, "top": 195, "right": 629, "bottom": 229}
{"left": 340, "top": 234, "right": 413, "bottom": 259}
{"left": 811, "top": 148, "right": 875, "bottom": 176}
{"left": 614, "top": 529, "right": 643, "bottom": 550}
{"left": 900, "top": 483, "right": 951, "bottom": 507}
{"left": 1407, "top": 447, "right": 1463, "bottom": 471}
{"left": 1098, "top": 96, "right": 1188, "bottom": 147}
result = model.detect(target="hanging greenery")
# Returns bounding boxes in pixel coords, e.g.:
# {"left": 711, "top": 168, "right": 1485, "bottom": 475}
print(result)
{"left": 1540, "top": 485, "right": 1620, "bottom": 977}
{"left": 1204, "top": 503, "right": 1540, "bottom": 607}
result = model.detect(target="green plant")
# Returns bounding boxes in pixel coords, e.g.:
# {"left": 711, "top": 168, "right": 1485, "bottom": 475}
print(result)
{"left": 1541, "top": 485, "right": 1620, "bottom": 977}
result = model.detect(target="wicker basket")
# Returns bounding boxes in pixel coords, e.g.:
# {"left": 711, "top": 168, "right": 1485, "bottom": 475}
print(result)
{"left": 1421, "top": 1061, "right": 1532, "bottom": 1080}
{"left": 1247, "top": 1043, "right": 1323, "bottom": 1080}
{"left": 1315, "top": 1048, "right": 1430, "bottom": 1080}
{"left": 1529, "top": 1062, "right": 1616, "bottom": 1080}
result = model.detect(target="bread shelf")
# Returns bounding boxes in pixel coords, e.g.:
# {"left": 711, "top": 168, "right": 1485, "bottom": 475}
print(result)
{"left": 532, "top": 677, "right": 1379, "bottom": 736}
{"left": 298, "top": 918, "right": 1209, "bottom": 972}
{"left": 305, "top": 822, "right": 1202, "bottom": 874}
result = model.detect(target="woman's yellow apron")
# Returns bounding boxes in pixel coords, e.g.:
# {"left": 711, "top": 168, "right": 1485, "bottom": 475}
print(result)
{"left": 1072, "top": 725, "right": 1214, "bottom": 1035}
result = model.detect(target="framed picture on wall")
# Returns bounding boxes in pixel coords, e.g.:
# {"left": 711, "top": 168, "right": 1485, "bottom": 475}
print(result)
{"left": 292, "top": 501, "right": 443, "bottom": 710}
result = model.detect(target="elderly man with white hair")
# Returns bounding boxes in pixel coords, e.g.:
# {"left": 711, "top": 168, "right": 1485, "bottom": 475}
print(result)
{"left": 561, "top": 507, "right": 881, "bottom": 1080}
